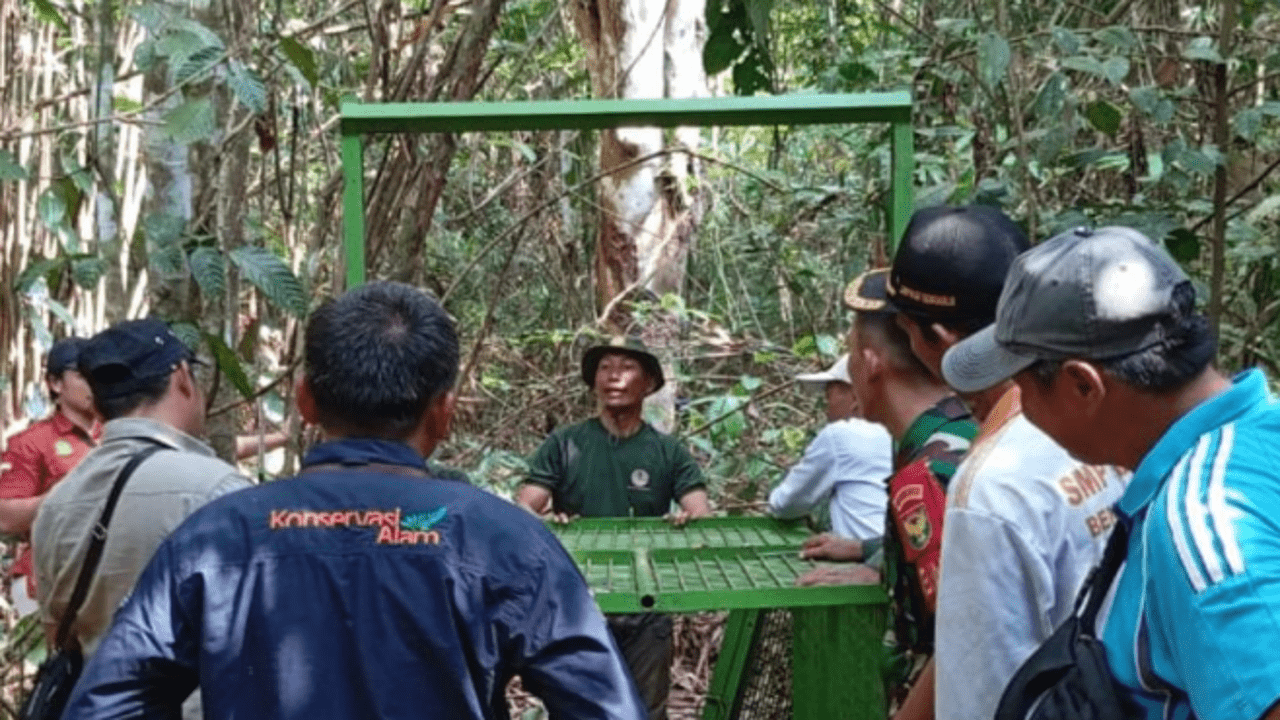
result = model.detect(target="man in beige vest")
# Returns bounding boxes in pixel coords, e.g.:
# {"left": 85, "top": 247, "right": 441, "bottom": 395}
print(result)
{"left": 33, "top": 319, "right": 250, "bottom": 716}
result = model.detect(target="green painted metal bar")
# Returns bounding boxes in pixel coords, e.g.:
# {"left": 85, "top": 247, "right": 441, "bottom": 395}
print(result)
{"left": 340, "top": 133, "right": 367, "bottom": 288}
{"left": 633, "top": 548, "right": 658, "bottom": 608}
{"left": 341, "top": 92, "right": 910, "bottom": 135}
{"left": 889, "top": 119, "right": 915, "bottom": 253}
{"left": 702, "top": 609, "right": 762, "bottom": 720}
{"left": 792, "top": 604, "right": 888, "bottom": 720}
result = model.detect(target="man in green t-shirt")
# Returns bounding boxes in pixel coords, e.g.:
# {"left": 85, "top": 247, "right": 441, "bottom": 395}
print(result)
{"left": 517, "top": 336, "right": 710, "bottom": 720}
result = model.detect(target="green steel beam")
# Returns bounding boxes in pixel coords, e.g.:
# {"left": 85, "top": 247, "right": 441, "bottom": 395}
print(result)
{"left": 889, "top": 120, "right": 915, "bottom": 251}
{"left": 341, "top": 133, "right": 367, "bottom": 288}
{"left": 702, "top": 609, "right": 761, "bottom": 720}
{"left": 340, "top": 92, "right": 910, "bottom": 135}
{"left": 588, "top": 581, "right": 886, "bottom": 614}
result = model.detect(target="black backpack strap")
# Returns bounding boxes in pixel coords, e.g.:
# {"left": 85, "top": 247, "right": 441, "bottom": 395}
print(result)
{"left": 994, "top": 515, "right": 1134, "bottom": 720}
{"left": 53, "top": 441, "right": 167, "bottom": 650}
{"left": 1076, "top": 516, "right": 1131, "bottom": 636}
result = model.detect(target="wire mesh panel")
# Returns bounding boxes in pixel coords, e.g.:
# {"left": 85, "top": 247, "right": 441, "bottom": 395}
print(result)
{"left": 736, "top": 609, "right": 794, "bottom": 720}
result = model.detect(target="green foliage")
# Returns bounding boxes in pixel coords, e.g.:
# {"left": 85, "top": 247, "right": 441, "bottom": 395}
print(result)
{"left": 278, "top": 37, "right": 318, "bottom": 88}
{"left": 978, "top": 32, "right": 1010, "bottom": 89}
{"left": 189, "top": 246, "right": 227, "bottom": 298}
{"left": 144, "top": 212, "right": 188, "bottom": 275}
{"left": 227, "top": 60, "right": 267, "bottom": 114}
{"left": 28, "top": 0, "right": 68, "bottom": 31}
{"left": 705, "top": 0, "right": 775, "bottom": 94}
{"left": 162, "top": 97, "right": 216, "bottom": 145}
{"left": 204, "top": 331, "right": 254, "bottom": 400}
{"left": 229, "top": 246, "right": 308, "bottom": 317}
{"left": 0, "top": 150, "right": 28, "bottom": 181}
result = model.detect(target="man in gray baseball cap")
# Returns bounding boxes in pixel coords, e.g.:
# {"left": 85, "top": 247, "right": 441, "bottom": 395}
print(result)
{"left": 944, "top": 226, "right": 1280, "bottom": 720}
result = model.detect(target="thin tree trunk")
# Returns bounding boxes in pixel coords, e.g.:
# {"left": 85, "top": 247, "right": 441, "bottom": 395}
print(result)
{"left": 1208, "top": 0, "right": 1236, "bottom": 340}
{"left": 92, "top": 0, "right": 125, "bottom": 320}
{"left": 572, "top": 0, "right": 706, "bottom": 433}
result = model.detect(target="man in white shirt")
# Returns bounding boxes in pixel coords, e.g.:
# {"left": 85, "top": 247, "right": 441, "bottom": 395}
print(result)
{"left": 768, "top": 354, "right": 892, "bottom": 541}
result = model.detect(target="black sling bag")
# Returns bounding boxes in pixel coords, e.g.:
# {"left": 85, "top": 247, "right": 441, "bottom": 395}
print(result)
{"left": 994, "top": 519, "right": 1142, "bottom": 720}
{"left": 18, "top": 442, "right": 165, "bottom": 720}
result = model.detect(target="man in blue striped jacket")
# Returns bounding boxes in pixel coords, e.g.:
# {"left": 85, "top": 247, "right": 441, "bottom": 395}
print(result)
{"left": 944, "top": 225, "right": 1280, "bottom": 720}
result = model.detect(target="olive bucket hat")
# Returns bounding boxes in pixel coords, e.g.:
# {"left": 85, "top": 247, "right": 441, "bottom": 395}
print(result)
{"left": 581, "top": 336, "right": 665, "bottom": 395}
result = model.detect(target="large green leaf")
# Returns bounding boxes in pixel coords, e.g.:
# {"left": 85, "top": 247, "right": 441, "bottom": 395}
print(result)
{"left": 1179, "top": 146, "right": 1221, "bottom": 176}
{"left": 978, "top": 32, "right": 1010, "bottom": 88}
{"left": 188, "top": 246, "right": 226, "bottom": 298}
{"left": 1102, "top": 56, "right": 1129, "bottom": 85}
{"left": 731, "top": 46, "right": 772, "bottom": 95}
{"left": 702, "top": 22, "right": 741, "bottom": 75}
{"left": 1165, "top": 228, "right": 1200, "bottom": 263}
{"left": 156, "top": 29, "right": 208, "bottom": 60}
{"left": 1034, "top": 73, "right": 1066, "bottom": 119}
{"left": 69, "top": 255, "right": 106, "bottom": 289}
{"left": 162, "top": 97, "right": 215, "bottom": 145}
{"left": 1233, "top": 108, "right": 1263, "bottom": 141}
{"left": 279, "top": 37, "right": 319, "bottom": 87}
{"left": 45, "top": 296, "right": 75, "bottom": 329}
{"left": 1183, "top": 37, "right": 1223, "bottom": 63}
{"left": 1092, "top": 26, "right": 1139, "bottom": 50}
{"left": 229, "top": 246, "right": 308, "bottom": 317}
{"left": 174, "top": 44, "right": 223, "bottom": 86}
{"left": 1085, "top": 100, "right": 1122, "bottom": 135}
{"left": 128, "top": 3, "right": 169, "bottom": 31}
{"left": 0, "top": 150, "right": 28, "bottom": 181}
{"left": 204, "top": 331, "right": 254, "bottom": 400}
{"left": 228, "top": 60, "right": 267, "bottom": 113}
{"left": 16, "top": 256, "right": 66, "bottom": 293}
{"left": 169, "top": 322, "right": 201, "bottom": 352}
{"left": 744, "top": 0, "right": 773, "bottom": 45}
{"left": 37, "top": 187, "right": 66, "bottom": 229}
{"left": 1061, "top": 55, "right": 1107, "bottom": 79}
{"left": 28, "top": 0, "right": 69, "bottom": 32}
{"left": 1051, "top": 26, "right": 1081, "bottom": 54}
{"left": 144, "top": 212, "right": 188, "bottom": 275}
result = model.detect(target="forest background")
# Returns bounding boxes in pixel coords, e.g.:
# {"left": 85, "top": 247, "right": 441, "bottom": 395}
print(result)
{"left": 2, "top": 0, "right": 1280, "bottom": 715}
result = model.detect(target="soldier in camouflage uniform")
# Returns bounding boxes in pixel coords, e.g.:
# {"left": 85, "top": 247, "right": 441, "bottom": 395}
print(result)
{"left": 800, "top": 269, "right": 978, "bottom": 710}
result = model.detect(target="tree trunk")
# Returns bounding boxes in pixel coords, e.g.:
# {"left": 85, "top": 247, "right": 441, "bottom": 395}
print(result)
{"left": 572, "top": 0, "right": 707, "bottom": 433}
{"left": 91, "top": 0, "right": 126, "bottom": 321}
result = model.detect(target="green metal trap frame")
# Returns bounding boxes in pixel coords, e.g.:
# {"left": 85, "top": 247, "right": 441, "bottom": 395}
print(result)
{"left": 551, "top": 517, "right": 887, "bottom": 720}
{"left": 338, "top": 94, "right": 913, "bottom": 718}
{"left": 339, "top": 92, "right": 914, "bottom": 288}
{"left": 555, "top": 517, "right": 883, "bottom": 614}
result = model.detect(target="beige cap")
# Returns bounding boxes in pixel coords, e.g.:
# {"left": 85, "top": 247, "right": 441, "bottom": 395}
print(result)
{"left": 795, "top": 354, "right": 851, "bottom": 387}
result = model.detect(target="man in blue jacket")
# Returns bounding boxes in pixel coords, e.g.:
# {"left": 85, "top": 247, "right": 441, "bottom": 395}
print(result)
{"left": 63, "top": 281, "right": 645, "bottom": 720}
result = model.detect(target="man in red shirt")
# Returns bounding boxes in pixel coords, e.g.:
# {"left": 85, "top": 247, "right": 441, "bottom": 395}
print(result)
{"left": 0, "top": 337, "right": 100, "bottom": 614}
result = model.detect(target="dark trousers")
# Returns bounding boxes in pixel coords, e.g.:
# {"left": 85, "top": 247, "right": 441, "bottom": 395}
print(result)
{"left": 607, "top": 613, "right": 673, "bottom": 720}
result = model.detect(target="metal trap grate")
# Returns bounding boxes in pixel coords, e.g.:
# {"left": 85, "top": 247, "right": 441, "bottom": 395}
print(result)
{"left": 737, "top": 609, "right": 794, "bottom": 720}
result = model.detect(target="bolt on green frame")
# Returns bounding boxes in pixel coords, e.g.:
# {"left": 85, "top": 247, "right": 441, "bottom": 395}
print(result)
{"left": 339, "top": 91, "right": 914, "bottom": 288}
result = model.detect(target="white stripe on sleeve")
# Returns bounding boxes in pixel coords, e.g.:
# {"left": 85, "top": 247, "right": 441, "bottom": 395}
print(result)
{"left": 1166, "top": 449, "right": 1207, "bottom": 593}
{"left": 1207, "top": 424, "right": 1245, "bottom": 576}
{"left": 1184, "top": 434, "right": 1225, "bottom": 585}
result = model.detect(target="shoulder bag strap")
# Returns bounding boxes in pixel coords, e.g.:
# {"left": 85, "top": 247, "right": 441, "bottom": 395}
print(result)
{"left": 1076, "top": 516, "right": 1131, "bottom": 636}
{"left": 53, "top": 440, "right": 167, "bottom": 650}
